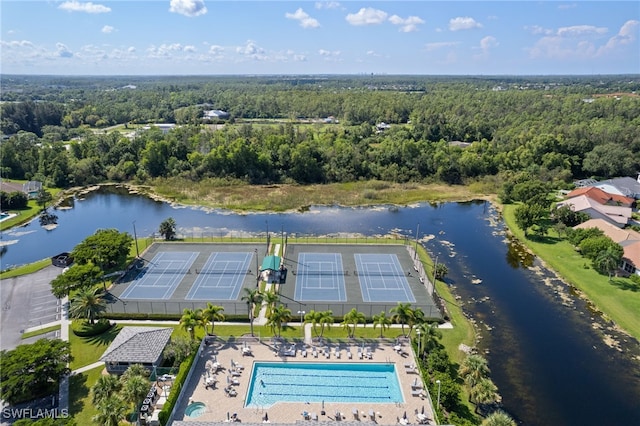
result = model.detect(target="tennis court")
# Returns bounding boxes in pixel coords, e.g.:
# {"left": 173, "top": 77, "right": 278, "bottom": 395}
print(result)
{"left": 120, "top": 251, "right": 198, "bottom": 300}
{"left": 293, "top": 253, "right": 347, "bottom": 302}
{"left": 186, "top": 252, "right": 254, "bottom": 300}
{"left": 355, "top": 253, "right": 416, "bottom": 303}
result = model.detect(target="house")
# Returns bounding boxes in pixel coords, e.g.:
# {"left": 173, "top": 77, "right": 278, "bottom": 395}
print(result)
{"left": 100, "top": 326, "right": 173, "bottom": 374}
{"left": 143, "top": 123, "right": 176, "bottom": 134}
{"left": 203, "top": 110, "right": 230, "bottom": 120}
{"left": 574, "top": 219, "right": 640, "bottom": 276}
{"left": 557, "top": 195, "right": 632, "bottom": 228}
{"left": 565, "top": 187, "right": 634, "bottom": 207}
{"left": 376, "top": 122, "right": 391, "bottom": 132}
{"left": 595, "top": 176, "right": 640, "bottom": 200}
{"left": 0, "top": 179, "right": 42, "bottom": 199}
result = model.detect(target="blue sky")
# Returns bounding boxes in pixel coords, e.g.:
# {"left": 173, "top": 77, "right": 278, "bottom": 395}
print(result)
{"left": 1, "top": 1, "right": 638, "bottom": 75}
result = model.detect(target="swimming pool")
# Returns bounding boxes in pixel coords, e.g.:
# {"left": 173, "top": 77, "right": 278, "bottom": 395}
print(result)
{"left": 245, "top": 362, "right": 403, "bottom": 407}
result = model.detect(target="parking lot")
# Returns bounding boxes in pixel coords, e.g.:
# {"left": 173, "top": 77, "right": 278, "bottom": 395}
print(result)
{"left": 0, "top": 265, "right": 63, "bottom": 350}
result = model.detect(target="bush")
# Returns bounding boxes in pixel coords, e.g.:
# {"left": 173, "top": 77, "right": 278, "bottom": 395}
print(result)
{"left": 71, "top": 319, "right": 113, "bottom": 337}
{"left": 158, "top": 348, "right": 198, "bottom": 425}
{"left": 630, "top": 274, "right": 640, "bottom": 285}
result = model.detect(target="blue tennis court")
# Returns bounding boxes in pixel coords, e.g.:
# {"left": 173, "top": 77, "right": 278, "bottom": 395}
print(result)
{"left": 186, "top": 252, "right": 253, "bottom": 300}
{"left": 293, "top": 253, "right": 347, "bottom": 301}
{"left": 121, "top": 251, "right": 198, "bottom": 300}
{"left": 355, "top": 253, "right": 416, "bottom": 303}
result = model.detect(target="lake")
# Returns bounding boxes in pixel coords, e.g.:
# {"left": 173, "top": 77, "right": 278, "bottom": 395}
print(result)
{"left": 1, "top": 186, "right": 639, "bottom": 424}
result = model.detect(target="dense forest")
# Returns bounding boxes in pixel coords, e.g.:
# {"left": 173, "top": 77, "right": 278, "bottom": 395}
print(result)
{"left": 1, "top": 75, "right": 639, "bottom": 190}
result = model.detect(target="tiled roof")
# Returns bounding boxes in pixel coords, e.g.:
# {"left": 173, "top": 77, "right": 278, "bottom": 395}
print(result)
{"left": 557, "top": 195, "right": 631, "bottom": 226}
{"left": 566, "top": 187, "right": 634, "bottom": 206}
{"left": 574, "top": 219, "right": 640, "bottom": 244}
{"left": 100, "top": 326, "right": 172, "bottom": 363}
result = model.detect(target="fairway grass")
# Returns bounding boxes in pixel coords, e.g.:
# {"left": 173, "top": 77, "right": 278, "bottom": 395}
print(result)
{"left": 502, "top": 204, "right": 640, "bottom": 341}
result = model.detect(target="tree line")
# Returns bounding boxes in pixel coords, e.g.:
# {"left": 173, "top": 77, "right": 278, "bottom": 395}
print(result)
{"left": 1, "top": 75, "right": 639, "bottom": 191}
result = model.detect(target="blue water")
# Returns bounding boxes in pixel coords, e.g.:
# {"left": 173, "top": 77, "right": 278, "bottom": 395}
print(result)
{"left": 185, "top": 402, "right": 206, "bottom": 417}
{"left": 245, "top": 362, "right": 402, "bottom": 407}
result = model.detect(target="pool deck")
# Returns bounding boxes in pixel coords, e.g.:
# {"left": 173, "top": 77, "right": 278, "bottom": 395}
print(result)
{"left": 170, "top": 336, "right": 436, "bottom": 425}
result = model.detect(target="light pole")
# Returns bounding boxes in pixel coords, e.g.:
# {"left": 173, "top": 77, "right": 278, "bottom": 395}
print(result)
{"left": 435, "top": 379, "right": 441, "bottom": 409}
{"left": 414, "top": 223, "right": 420, "bottom": 260}
{"left": 297, "top": 310, "right": 305, "bottom": 337}
{"left": 132, "top": 220, "right": 140, "bottom": 258}
{"left": 255, "top": 248, "right": 259, "bottom": 287}
{"left": 416, "top": 329, "right": 421, "bottom": 359}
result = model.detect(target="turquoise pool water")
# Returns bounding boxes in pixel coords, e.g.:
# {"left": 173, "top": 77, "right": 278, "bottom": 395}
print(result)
{"left": 185, "top": 402, "right": 206, "bottom": 417}
{"left": 245, "top": 362, "right": 403, "bottom": 407}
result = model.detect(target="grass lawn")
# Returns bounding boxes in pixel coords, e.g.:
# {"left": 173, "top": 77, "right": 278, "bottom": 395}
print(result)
{"left": 0, "top": 185, "right": 62, "bottom": 231}
{"left": 21, "top": 324, "right": 61, "bottom": 339}
{"left": 69, "top": 365, "right": 103, "bottom": 425}
{"left": 503, "top": 204, "right": 640, "bottom": 341}
{"left": 0, "top": 258, "right": 52, "bottom": 279}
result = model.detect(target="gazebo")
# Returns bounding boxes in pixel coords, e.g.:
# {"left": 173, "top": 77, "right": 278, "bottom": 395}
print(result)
{"left": 100, "top": 326, "right": 173, "bottom": 374}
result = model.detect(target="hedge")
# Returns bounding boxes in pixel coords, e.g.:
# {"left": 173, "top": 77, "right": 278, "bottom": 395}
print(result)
{"left": 158, "top": 348, "right": 198, "bottom": 426}
{"left": 71, "top": 319, "right": 114, "bottom": 337}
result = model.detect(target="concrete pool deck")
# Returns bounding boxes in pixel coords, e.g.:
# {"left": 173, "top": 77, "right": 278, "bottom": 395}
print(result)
{"left": 170, "top": 335, "right": 437, "bottom": 425}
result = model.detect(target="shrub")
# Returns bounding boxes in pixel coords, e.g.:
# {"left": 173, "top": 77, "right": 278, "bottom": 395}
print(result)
{"left": 158, "top": 348, "right": 198, "bottom": 425}
{"left": 71, "top": 318, "right": 113, "bottom": 337}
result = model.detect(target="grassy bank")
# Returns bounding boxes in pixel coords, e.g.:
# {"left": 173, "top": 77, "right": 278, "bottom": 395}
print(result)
{"left": 149, "top": 177, "right": 498, "bottom": 212}
{"left": 502, "top": 204, "right": 640, "bottom": 341}
{"left": 0, "top": 185, "right": 62, "bottom": 231}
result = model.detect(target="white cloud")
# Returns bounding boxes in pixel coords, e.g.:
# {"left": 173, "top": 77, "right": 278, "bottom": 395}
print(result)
{"left": 449, "top": 16, "right": 482, "bottom": 31}
{"left": 58, "top": 1, "right": 111, "bottom": 14}
{"left": 1, "top": 40, "right": 35, "bottom": 49}
{"left": 285, "top": 8, "right": 320, "bottom": 29}
{"left": 56, "top": 43, "right": 73, "bottom": 58}
{"left": 209, "top": 45, "right": 224, "bottom": 55}
{"left": 184, "top": 45, "right": 196, "bottom": 53}
{"left": 475, "top": 36, "right": 498, "bottom": 59}
{"left": 525, "top": 25, "right": 553, "bottom": 36}
{"left": 557, "top": 25, "right": 607, "bottom": 37}
{"left": 147, "top": 43, "right": 196, "bottom": 58}
{"left": 315, "top": 1, "right": 340, "bottom": 10}
{"left": 169, "top": 0, "right": 207, "bottom": 17}
{"left": 599, "top": 20, "right": 639, "bottom": 54}
{"left": 345, "top": 7, "right": 388, "bottom": 26}
{"left": 388, "top": 15, "right": 425, "bottom": 33}
{"left": 558, "top": 3, "right": 577, "bottom": 10}
{"left": 236, "top": 40, "right": 267, "bottom": 60}
{"left": 318, "top": 49, "right": 341, "bottom": 61}
{"left": 425, "top": 41, "right": 460, "bottom": 52}
{"left": 101, "top": 25, "right": 114, "bottom": 34}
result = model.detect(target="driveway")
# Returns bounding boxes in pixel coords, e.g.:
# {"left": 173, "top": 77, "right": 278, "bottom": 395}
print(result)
{"left": 0, "top": 265, "right": 63, "bottom": 351}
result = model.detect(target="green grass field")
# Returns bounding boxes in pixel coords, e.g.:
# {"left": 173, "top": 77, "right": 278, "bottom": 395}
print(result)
{"left": 502, "top": 204, "right": 640, "bottom": 341}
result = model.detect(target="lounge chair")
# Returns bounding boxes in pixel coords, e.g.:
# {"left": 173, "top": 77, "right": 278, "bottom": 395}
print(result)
{"left": 347, "top": 348, "right": 352, "bottom": 359}
{"left": 335, "top": 349, "right": 341, "bottom": 359}
{"left": 352, "top": 408, "right": 359, "bottom": 420}
{"left": 311, "top": 413, "right": 318, "bottom": 421}
{"left": 369, "top": 410, "right": 376, "bottom": 422}
{"left": 411, "top": 389, "right": 422, "bottom": 397}
{"left": 301, "top": 348, "right": 307, "bottom": 357}
{"left": 312, "top": 347, "right": 318, "bottom": 358}
{"left": 230, "top": 369, "right": 241, "bottom": 377}
{"left": 228, "top": 376, "right": 240, "bottom": 386}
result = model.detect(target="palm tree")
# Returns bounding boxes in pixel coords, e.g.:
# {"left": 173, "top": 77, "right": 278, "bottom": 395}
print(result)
{"left": 120, "top": 363, "right": 149, "bottom": 382}
{"left": 595, "top": 247, "right": 621, "bottom": 281}
{"left": 407, "top": 307, "right": 425, "bottom": 337}
{"left": 390, "top": 302, "right": 413, "bottom": 337}
{"left": 266, "top": 305, "right": 292, "bottom": 337}
{"left": 318, "top": 310, "right": 334, "bottom": 337}
{"left": 91, "top": 374, "right": 122, "bottom": 406}
{"left": 121, "top": 373, "right": 150, "bottom": 413}
{"left": 158, "top": 217, "right": 177, "bottom": 240}
{"left": 304, "top": 310, "right": 321, "bottom": 336}
{"left": 481, "top": 410, "right": 516, "bottom": 426}
{"left": 372, "top": 311, "right": 391, "bottom": 338}
{"left": 470, "top": 377, "right": 500, "bottom": 412}
{"left": 342, "top": 308, "right": 365, "bottom": 338}
{"left": 241, "top": 288, "right": 263, "bottom": 336}
{"left": 416, "top": 322, "right": 442, "bottom": 356}
{"left": 179, "top": 308, "right": 204, "bottom": 340}
{"left": 459, "top": 354, "right": 491, "bottom": 388}
{"left": 69, "top": 287, "right": 106, "bottom": 325}
{"left": 262, "top": 290, "right": 280, "bottom": 317}
{"left": 92, "top": 395, "right": 128, "bottom": 426}
{"left": 202, "top": 302, "right": 225, "bottom": 335}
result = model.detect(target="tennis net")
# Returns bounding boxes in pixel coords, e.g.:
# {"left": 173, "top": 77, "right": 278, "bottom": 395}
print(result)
{"left": 293, "top": 270, "right": 350, "bottom": 276}
{"left": 354, "top": 270, "right": 408, "bottom": 277}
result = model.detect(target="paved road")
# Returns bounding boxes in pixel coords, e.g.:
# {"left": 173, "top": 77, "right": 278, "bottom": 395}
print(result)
{"left": 0, "top": 265, "right": 63, "bottom": 351}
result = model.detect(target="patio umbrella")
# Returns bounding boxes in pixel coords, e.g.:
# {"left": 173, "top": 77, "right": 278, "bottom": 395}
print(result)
{"left": 421, "top": 405, "right": 424, "bottom": 415}
{"left": 322, "top": 400, "right": 325, "bottom": 410}
{"left": 403, "top": 411, "right": 407, "bottom": 420}
{"left": 227, "top": 412, "right": 230, "bottom": 421}
{"left": 264, "top": 412, "right": 269, "bottom": 422}
{"left": 413, "top": 378, "right": 418, "bottom": 386}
